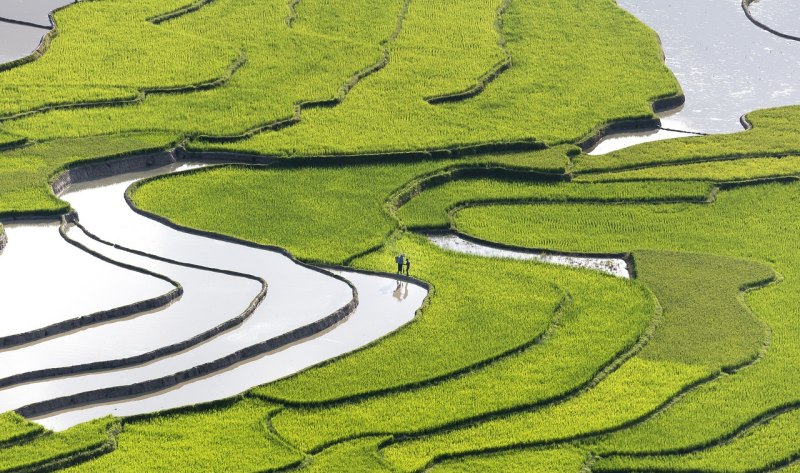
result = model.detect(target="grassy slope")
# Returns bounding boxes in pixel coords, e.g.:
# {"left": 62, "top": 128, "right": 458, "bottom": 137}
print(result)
{"left": 67, "top": 399, "right": 301, "bottom": 472}
{"left": 596, "top": 408, "right": 800, "bottom": 472}
{"left": 0, "top": 133, "right": 176, "bottom": 217}
{"left": 297, "top": 437, "right": 392, "bottom": 473}
{"left": 216, "top": 0, "right": 678, "bottom": 155}
{"left": 0, "top": 0, "right": 797, "bottom": 469}
{"left": 0, "top": 0, "right": 238, "bottom": 117}
{"left": 420, "top": 182, "right": 800, "bottom": 463}
{"left": 131, "top": 148, "right": 569, "bottom": 263}
{"left": 268, "top": 255, "right": 652, "bottom": 451}
{"left": 428, "top": 447, "right": 586, "bottom": 472}
{"left": 579, "top": 155, "right": 800, "bottom": 183}
{"left": 0, "top": 418, "right": 116, "bottom": 472}
{"left": 0, "top": 413, "right": 43, "bottom": 445}
{"left": 575, "top": 106, "right": 800, "bottom": 173}
{"left": 2, "top": 0, "right": 396, "bottom": 140}
{"left": 381, "top": 250, "right": 773, "bottom": 470}
{"left": 399, "top": 179, "right": 712, "bottom": 229}
{"left": 256, "top": 233, "right": 563, "bottom": 402}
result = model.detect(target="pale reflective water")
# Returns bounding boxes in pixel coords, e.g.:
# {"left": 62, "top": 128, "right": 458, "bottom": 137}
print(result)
{"left": 588, "top": 128, "right": 696, "bottom": 155}
{"left": 0, "top": 22, "right": 45, "bottom": 63}
{"left": 748, "top": 0, "right": 800, "bottom": 39}
{"left": 428, "top": 234, "right": 630, "bottom": 279}
{"left": 0, "top": 0, "right": 73, "bottom": 25}
{"left": 617, "top": 0, "right": 800, "bottom": 135}
{"left": 34, "top": 270, "right": 426, "bottom": 431}
{"left": 0, "top": 223, "right": 171, "bottom": 339}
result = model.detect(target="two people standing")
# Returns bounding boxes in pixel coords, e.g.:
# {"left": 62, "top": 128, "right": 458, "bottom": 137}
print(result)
{"left": 395, "top": 254, "right": 411, "bottom": 276}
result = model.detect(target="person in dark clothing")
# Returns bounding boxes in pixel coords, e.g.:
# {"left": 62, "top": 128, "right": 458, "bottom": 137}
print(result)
{"left": 405, "top": 257, "right": 411, "bottom": 276}
{"left": 395, "top": 254, "right": 404, "bottom": 274}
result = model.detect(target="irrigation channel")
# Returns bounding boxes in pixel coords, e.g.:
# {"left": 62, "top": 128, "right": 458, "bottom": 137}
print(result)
{"left": 0, "top": 0, "right": 799, "bottom": 430}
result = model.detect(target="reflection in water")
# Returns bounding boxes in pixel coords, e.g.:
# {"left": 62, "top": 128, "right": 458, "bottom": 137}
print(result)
{"left": 393, "top": 281, "right": 410, "bottom": 301}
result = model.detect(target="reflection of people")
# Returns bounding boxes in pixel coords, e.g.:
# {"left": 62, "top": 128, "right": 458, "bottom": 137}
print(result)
{"left": 393, "top": 281, "right": 409, "bottom": 301}
{"left": 395, "top": 254, "right": 405, "bottom": 274}
{"left": 405, "top": 257, "right": 411, "bottom": 276}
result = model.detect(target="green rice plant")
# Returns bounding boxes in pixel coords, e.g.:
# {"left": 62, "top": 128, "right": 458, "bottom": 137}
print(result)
{"left": 378, "top": 249, "right": 773, "bottom": 470}
{"left": 575, "top": 106, "right": 800, "bottom": 173}
{"left": 453, "top": 183, "right": 800, "bottom": 456}
{"left": 0, "top": 418, "right": 117, "bottom": 472}
{"left": 382, "top": 357, "right": 710, "bottom": 472}
{"left": 2, "top": 0, "right": 403, "bottom": 141}
{"left": 298, "top": 437, "right": 392, "bottom": 473}
{"left": 131, "top": 149, "right": 568, "bottom": 264}
{"left": 630, "top": 251, "right": 772, "bottom": 368}
{"left": 269, "top": 260, "right": 653, "bottom": 450}
{"left": 0, "top": 131, "right": 23, "bottom": 148}
{"left": 0, "top": 0, "right": 240, "bottom": 117}
{"left": 0, "top": 133, "right": 176, "bottom": 217}
{"left": 0, "top": 412, "right": 44, "bottom": 445}
{"left": 255, "top": 234, "right": 562, "bottom": 403}
{"left": 426, "top": 446, "right": 587, "bottom": 472}
{"left": 579, "top": 155, "right": 800, "bottom": 183}
{"left": 68, "top": 398, "right": 302, "bottom": 472}
{"left": 398, "top": 179, "right": 712, "bottom": 230}
{"left": 208, "top": 0, "right": 678, "bottom": 156}
{"left": 594, "top": 408, "right": 800, "bottom": 472}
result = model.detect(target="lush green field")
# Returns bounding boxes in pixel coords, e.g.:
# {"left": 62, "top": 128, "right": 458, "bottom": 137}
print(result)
{"left": 575, "top": 106, "right": 800, "bottom": 173}
{"left": 0, "top": 0, "right": 677, "bottom": 150}
{"left": 579, "top": 155, "right": 800, "bottom": 183}
{"left": 2, "top": 0, "right": 800, "bottom": 470}
{"left": 67, "top": 399, "right": 301, "bottom": 472}
{"left": 0, "top": 133, "right": 175, "bottom": 216}
{"left": 130, "top": 147, "right": 570, "bottom": 264}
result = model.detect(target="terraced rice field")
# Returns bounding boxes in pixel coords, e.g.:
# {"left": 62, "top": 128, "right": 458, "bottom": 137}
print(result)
{"left": 0, "top": 0, "right": 799, "bottom": 470}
